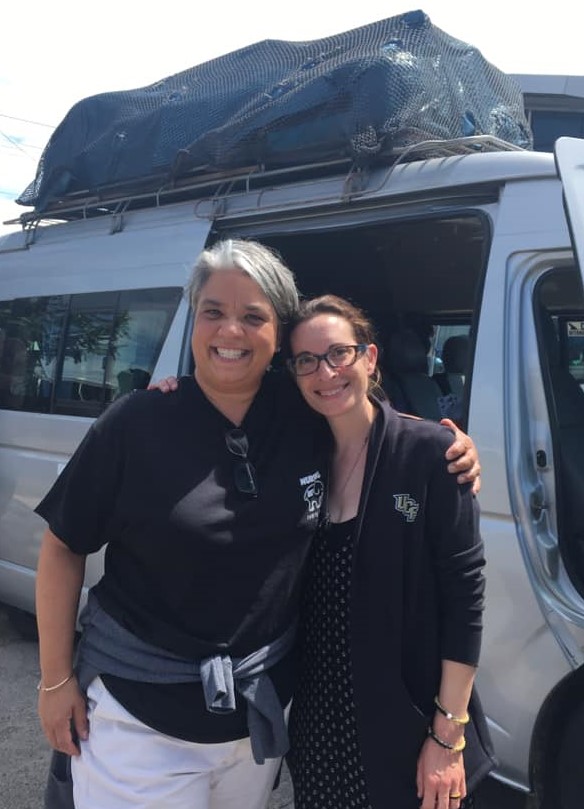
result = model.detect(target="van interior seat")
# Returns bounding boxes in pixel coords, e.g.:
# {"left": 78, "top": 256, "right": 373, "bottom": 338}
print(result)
{"left": 441, "top": 334, "right": 469, "bottom": 400}
{"left": 539, "top": 308, "right": 584, "bottom": 575}
{"left": 0, "top": 336, "right": 27, "bottom": 407}
{"left": 383, "top": 328, "right": 443, "bottom": 421}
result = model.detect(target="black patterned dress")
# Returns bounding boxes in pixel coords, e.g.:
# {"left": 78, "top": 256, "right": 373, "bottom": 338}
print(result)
{"left": 287, "top": 518, "right": 372, "bottom": 809}
{"left": 287, "top": 518, "right": 476, "bottom": 809}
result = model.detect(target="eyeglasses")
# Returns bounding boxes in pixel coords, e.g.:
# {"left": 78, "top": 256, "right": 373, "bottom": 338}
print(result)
{"left": 287, "top": 344, "right": 367, "bottom": 377}
{"left": 225, "top": 428, "right": 258, "bottom": 497}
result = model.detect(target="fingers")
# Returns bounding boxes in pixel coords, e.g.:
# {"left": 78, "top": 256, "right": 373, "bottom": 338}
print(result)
{"left": 148, "top": 376, "right": 179, "bottom": 393}
{"left": 39, "top": 680, "right": 87, "bottom": 756}
{"left": 420, "top": 775, "right": 465, "bottom": 809}
{"left": 72, "top": 699, "right": 90, "bottom": 745}
{"left": 445, "top": 442, "right": 481, "bottom": 486}
{"left": 445, "top": 780, "right": 466, "bottom": 809}
{"left": 441, "top": 420, "right": 482, "bottom": 492}
{"left": 416, "top": 757, "right": 424, "bottom": 798}
{"left": 440, "top": 417, "right": 458, "bottom": 437}
{"left": 443, "top": 435, "right": 470, "bottom": 463}
{"left": 417, "top": 738, "right": 466, "bottom": 809}
{"left": 448, "top": 459, "right": 481, "bottom": 484}
{"left": 446, "top": 784, "right": 465, "bottom": 809}
{"left": 40, "top": 711, "right": 81, "bottom": 756}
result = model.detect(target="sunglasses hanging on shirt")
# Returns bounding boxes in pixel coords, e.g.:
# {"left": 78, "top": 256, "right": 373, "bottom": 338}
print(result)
{"left": 224, "top": 428, "right": 258, "bottom": 497}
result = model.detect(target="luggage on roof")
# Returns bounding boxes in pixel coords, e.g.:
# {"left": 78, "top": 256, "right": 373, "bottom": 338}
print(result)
{"left": 17, "top": 9, "right": 532, "bottom": 214}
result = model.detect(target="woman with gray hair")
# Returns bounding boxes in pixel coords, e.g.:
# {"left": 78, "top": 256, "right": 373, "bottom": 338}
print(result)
{"left": 34, "top": 239, "right": 479, "bottom": 809}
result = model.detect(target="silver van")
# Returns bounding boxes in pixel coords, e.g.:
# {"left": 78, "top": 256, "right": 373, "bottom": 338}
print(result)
{"left": 1, "top": 135, "right": 584, "bottom": 806}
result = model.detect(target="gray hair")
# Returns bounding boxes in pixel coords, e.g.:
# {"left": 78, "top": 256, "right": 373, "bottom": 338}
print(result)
{"left": 186, "top": 239, "right": 299, "bottom": 326}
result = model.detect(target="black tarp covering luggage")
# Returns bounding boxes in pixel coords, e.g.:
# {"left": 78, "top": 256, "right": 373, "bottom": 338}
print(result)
{"left": 18, "top": 9, "right": 532, "bottom": 213}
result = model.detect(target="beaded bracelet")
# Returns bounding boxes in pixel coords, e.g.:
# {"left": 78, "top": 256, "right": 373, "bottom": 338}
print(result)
{"left": 37, "top": 673, "right": 74, "bottom": 693}
{"left": 427, "top": 726, "right": 466, "bottom": 753}
{"left": 434, "top": 695, "right": 470, "bottom": 725}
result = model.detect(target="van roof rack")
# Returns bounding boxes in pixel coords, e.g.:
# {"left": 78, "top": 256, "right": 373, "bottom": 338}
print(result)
{"left": 6, "top": 135, "right": 524, "bottom": 229}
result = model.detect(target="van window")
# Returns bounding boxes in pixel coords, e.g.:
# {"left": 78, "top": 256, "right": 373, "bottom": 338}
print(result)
{"left": 259, "top": 212, "right": 487, "bottom": 428}
{"left": 0, "top": 287, "right": 182, "bottom": 417}
{"left": 566, "top": 319, "right": 584, "bottom": 389}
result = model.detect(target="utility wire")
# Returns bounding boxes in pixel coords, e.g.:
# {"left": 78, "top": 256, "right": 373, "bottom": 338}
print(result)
{"left": 0, "top": 141, "right": 43, "bottom": 151}
{"left": 0, "top": 130, "right": 38, "bottom": 160}
{"left": 0, "top": 112, "right": 55, "bottom": 129}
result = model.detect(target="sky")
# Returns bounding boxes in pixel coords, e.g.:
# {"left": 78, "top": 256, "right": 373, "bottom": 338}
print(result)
{"left": 1, "top": 0, "right": 583, "bottom": 235}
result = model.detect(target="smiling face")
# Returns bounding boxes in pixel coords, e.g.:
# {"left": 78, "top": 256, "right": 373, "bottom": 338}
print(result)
{"left": 192, "top": 269, "right": 279, "bottom": 399}
{"left": 290, "top": 314, "right": 378, "bottom": 421}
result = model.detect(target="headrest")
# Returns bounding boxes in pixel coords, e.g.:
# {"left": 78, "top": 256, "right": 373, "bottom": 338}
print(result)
{"left": 442, "top": 335, "right": 469, "bottom": 374}
{"left": 386, "top": 329, "right": 428, "bottom": 374}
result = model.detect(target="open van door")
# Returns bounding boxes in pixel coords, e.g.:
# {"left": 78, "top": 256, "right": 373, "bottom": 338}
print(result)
{"left": 555, "top": 136, "right": 584, "bottom": 288}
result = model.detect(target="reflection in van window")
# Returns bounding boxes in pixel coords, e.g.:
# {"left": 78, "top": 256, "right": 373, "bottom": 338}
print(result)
{"left": 0, "top": 287, "right": 182, "bottom": 417}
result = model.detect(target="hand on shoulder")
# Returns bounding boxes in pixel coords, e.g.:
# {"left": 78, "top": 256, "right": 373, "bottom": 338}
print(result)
{"left": 440, "top": 418, "right": 481, "bottom": 494}
{"left": 147, "top": 376, "right": 179, "bottom": 394}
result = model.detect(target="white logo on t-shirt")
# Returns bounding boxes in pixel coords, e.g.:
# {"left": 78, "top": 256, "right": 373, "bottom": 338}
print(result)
{"left": 299, "top": 471, "right": 324, "bottom": 519}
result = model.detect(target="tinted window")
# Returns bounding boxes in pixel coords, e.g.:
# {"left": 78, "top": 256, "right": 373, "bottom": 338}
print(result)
{"left": 530, "top": 111, "right": 584, "bottom": 152}
{"left": 0, "top": 288, "right": 182, "bottom": 416}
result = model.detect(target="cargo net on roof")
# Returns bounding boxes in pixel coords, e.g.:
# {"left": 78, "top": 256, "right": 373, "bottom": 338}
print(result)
{"left": 18, "top": 9, "right": 532, "bottom": 214}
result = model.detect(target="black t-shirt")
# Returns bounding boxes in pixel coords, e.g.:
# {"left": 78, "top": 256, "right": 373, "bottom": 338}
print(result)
{"left": 36, "top": 372, "right": 328, "bottom": 741}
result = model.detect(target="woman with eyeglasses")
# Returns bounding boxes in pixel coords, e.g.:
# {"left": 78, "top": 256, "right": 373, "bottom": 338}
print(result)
{"left": 284, "top": 295, "right": 494, "bottom": 809}
{"left": 34, "top": 240, "right": 481, "bottom": 809}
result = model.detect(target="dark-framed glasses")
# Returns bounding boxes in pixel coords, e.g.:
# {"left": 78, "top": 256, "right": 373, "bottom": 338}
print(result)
{"left": 225, "top": 428, "right": 258, "bottom": 497}
{"left": 287, "top": 343, "right": 367, "bottom": 377}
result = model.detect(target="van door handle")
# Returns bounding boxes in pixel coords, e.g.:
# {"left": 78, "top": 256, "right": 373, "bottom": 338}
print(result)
{"left": 530, "top": 486, "right": 548, "bottom": 520}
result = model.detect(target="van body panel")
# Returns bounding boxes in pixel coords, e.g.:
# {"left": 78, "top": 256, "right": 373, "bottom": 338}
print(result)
{"left": 0, "top": 210, "right": 210, "bottom": 614}
{"left": 0, "top": 203, "right": 210, "bottom": 300}
{"left": 470, "top": 179, "right": 571, "bottom": 519}
{"left": 477, "top": 511, "right": 571, "bottom": 782}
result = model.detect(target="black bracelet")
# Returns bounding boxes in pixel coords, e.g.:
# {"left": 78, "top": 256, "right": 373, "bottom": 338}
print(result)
{"left": 434, "top": 695, "right": 470, "bottom": 725}
{"left": 427, "top": 725, "right": 466, "bottom": 752}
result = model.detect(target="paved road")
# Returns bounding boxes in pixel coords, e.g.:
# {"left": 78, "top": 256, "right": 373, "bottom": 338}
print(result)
{"left": 0, "top": 604, "right": 528, "bottom": 809}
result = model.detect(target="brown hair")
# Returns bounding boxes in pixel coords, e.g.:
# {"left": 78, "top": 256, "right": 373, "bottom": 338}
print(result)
{"left": 287, "top": 294, "right": 384, "bottom": 396}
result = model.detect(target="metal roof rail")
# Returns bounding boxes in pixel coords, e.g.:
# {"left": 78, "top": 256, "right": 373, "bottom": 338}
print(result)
{"left": 8, "top": 157, "right": 354, "bottom": 227}
{"left": 340, "top": 135, "right": 526, "bottom": 201}
{"left": 3, "top": 136, "right": 523, "bottom": 228}
{"left": 387, "top": 133, "right": 523, "bottom": 166}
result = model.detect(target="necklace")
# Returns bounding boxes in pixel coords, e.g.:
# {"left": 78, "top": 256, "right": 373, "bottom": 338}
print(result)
{"left": 335, "top": 431, "right": 370, "bottom": 502}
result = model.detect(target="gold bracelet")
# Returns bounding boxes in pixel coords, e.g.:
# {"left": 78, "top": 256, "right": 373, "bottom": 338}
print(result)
{"left": 427, "top": 726, "right": 466, "bottom": 753}
{"left": 434, "top": 695, "right": 470, "bottom": 725}
{"left": 37, "top": 673, "right": 74, "bottom": 693}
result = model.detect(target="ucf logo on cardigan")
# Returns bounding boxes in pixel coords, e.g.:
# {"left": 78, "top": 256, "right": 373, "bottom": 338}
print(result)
{"left": 393, "top": 493, "right": 420, "bottom": 522}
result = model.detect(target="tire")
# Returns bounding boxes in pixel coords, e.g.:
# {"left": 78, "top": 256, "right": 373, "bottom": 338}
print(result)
{"left": 555, "top": 701, "right": 584, "bottom": 808}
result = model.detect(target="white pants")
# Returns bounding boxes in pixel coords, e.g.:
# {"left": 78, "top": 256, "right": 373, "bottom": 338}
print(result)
{"left": 71, "top": 677, "right": 282, "bottom": 809}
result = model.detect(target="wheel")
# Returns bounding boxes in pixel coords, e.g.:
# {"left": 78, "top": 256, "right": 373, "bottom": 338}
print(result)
{"left": 534, "top": 696, "right": 584, "bottom": 808}
{"left": 555, "top": 700, "right": 584, "bottom": 808}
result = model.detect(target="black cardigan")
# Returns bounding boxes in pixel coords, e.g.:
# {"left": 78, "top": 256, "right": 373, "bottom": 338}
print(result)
{"left": 348, "top": 399, "right": 496, "bottom": 808}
